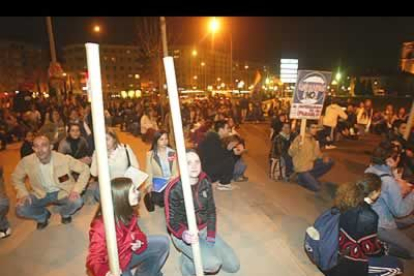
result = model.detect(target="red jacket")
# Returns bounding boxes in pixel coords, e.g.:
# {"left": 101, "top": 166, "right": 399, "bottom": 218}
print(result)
{"left": 86, "top": 215, "right": 148, "bottom": 276}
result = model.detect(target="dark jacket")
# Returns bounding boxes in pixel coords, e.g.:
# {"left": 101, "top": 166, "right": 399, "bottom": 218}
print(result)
{"left": 20, "top": 140, "right": 34, "bottom": 159}
{"left": 197, "top": 131, "right": 233, "bottom": 172}
{"left": 271, "top": 132, "right": 295, "bottom": 159}
{"left": 164, "top": 172, "right": 216, "bottom": 240}
{"left": 58, "top": 137, "right": 90, "bottom": 160}
{"left": 332, "top": 202, "right": 384, "bottom": 276}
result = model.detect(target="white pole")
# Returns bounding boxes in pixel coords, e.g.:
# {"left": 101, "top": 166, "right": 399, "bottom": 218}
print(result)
{"left": 404, "top": 100, "right": 414, "bottom": 140}
{"left": 85, "top": 43, "right": 121, "bottom": 276}
{"left": 163, "top": 56, "right": 204, "bottom": 276}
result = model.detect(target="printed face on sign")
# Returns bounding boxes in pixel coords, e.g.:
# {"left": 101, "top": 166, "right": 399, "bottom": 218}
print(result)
{"left": 296, "top": 75, "right": 326, "bottom": 105}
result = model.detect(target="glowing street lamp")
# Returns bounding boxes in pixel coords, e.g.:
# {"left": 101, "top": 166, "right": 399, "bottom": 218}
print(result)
{"left": 209, "top": 17, "right": 220, "bottom": 34}
{"left": 201, "top": 62, "right": 205, "bottom": 67}
{"left": 93, "top": 25, "right": 101, "bottom": 33}
{"left": 335, "top": 72, "right": 341, "bottom": 81}
{"left": 192, "top": 49, "right": 198, "bottom": 57}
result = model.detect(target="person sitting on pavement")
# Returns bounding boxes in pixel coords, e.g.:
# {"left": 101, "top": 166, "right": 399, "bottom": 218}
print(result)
{"left": 140, "top": 108, "right": 159, "bottom": 143}
{"left": 321, "top": 99, "right": 348, "bottom": 150}
{"left": 164, "top": 150, "right": 240, "bottom": 276}
{"left": 87, "top": 177, "right": 170, "bottom": 276}
{"left": 197, "top": 120, "right": 238, "bottom": 191}
{"left": 20, "top": 130, "right": 35, "bottom": 159}
{"left": 288, "top": 121, "right": 334, "bottom": 192}
{"left": 145, "top": 130, "right": 179, "bottom": 208}
{"left": 223, "top": 133, "right": 249, "bottom": 182}
{"left": 365, "top": 146, "right": 414, "bottom": 259}
{"left": 327, "top": 173, "right": 404, "bottom": 276}
{"left": 386, "top": 120, "right": 414, "bottom": 178}
{"left": 270, "top": 122, "right": 296, "bottom": 181}
{"left": 58, "top": 123, "right": 91, "bottom": 165}
{"left": 0, "top": 166, "right": 11, "bottom": 239}
{"left": 11, "top": 135, "right": 90, "bottom": 229}
{"left": 90, "top": 128, "right": 140, "bottom": 201}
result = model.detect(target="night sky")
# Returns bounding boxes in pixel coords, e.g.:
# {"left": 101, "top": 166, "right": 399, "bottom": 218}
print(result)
{"left": 1, "top": 16, "right": 413, "bottom": 74}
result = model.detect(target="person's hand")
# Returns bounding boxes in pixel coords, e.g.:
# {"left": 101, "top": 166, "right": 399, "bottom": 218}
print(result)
{"left": 227, "top": 141, "right": 238, "bottom": 151}
{"left": 406, "top": 149, "right": 413, "bottom": 158}
{"left": 206, "top": 236, "right": 215, "bottom": 247}
{"left": 182, "top": 230, "right": 198, "bottom": 245}
{"left": 80, "top": 156, "right": 92, "bottom": 164}
{"left": 323, "top": 156, "right": 331, "bottom": 164}
{"left": 105, "top": 271, "right": 121, "bottom": 276}
{"left": 68, "top": 191, "right": 80, "bottom": 202}
{"left": 233, "top": 147, "right": 243, "bottom": 155}
{"left": 131, "top": 240, "right": 144, "bottom": 251}
{"left": 17, "top": 195, "right": 32, "bottom": 206}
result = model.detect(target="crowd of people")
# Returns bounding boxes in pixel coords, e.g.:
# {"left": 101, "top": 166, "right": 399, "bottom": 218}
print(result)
{"left": 0, "top": 92, "right": 414, "bottom": 276}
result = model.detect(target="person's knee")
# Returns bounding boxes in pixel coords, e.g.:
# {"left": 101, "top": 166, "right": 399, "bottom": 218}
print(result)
{"left": 203, "top": 255, "right": 221, "bottom": 273}
{"left": 70, "top": 197, "right": 84, "bottom": 211}
{"left": 224, "top": 259, "right": 240, "bottom": 273}
{"left": 15, "top": 204, "right": 28, "bottom": 218}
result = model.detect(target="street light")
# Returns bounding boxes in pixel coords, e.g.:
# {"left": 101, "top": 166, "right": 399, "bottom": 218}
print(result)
{"left": 209, "top": 17, "right": 220, "bottom": 34}
{"left": 201, "top": 62, "right": 205, "bottom": 66}
{"left": 335, "top": 72, "right": 341, "bottom": 81}
{"left": 93, "top": 25, "right": 101, "bottom": 33}
{"left": 192, "top": 49, "right": 198, "bottom": 57}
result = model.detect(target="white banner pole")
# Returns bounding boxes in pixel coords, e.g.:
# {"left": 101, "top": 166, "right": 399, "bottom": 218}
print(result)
{"left": 85, "top": 43, "right": 121, "bottom": 275}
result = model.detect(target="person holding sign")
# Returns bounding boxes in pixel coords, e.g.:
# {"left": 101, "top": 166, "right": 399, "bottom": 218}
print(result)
{"left": 86, "top": 177, "right": 170, "bottom": 276}
{"left": 288, "top": 121, "right": 334, "bottom": 192}
{"left": 164, "top": 150, "right": 240, "bottom": 276}
{"left": 145, "top": 130, "right": 178, "bottom": 208}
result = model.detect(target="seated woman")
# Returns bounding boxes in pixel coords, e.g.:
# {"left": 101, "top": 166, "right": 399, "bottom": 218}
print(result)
{"left": 145, "top": 130, "right": 178, "bottom": 208}
{"left": 164, "top": 150, "right": 240, "bottom": 276}
{"left": 326, "top": 173, "right": 403, "bottom": 276}
{"left": 86, "top": 177, "right": 170, "bottom": 276}
{"left": 58, "top": 123, "right": 91, "bottom": 165}
{"left": 140, "top": 109, "right": 159, "bottom": 143}
{"left": 90, "top": 128, "right": 140, "bottom": 201}
{"left": 223, "top": 134, "right": 249, "bottom": 182}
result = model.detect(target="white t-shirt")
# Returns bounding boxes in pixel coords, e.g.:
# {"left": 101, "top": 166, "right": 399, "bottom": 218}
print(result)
{"left": 90, "top": 144, "right": 140, "bottom": 179}
{"left": 39, "top": 157, "right": 60, "bottom": 193}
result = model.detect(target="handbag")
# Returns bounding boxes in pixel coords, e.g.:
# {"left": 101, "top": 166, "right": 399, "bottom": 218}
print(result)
{"left": 124, "top": 144, "right": 154, "bottom": 212}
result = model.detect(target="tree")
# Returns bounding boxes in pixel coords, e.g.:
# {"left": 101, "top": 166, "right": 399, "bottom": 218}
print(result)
{"left": 134, "top": 17, "right": 182, "bottom": 92}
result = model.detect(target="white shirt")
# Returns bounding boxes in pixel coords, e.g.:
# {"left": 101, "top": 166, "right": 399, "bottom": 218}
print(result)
{"left": 90, "top": 144, "right": 140, "bottom": 179}
{"left": 39, "top": 157, "right": 60, "bottom": 193}
{"left": 140, "top": 115, "right": 158, "bottom": 135}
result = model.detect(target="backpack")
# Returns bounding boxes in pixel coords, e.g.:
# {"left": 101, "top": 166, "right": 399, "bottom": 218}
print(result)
{"left": 304, "top": 208, "right": 340, "bottom": 272}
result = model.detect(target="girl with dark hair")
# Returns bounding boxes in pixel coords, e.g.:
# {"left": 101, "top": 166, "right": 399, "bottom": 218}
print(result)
{"left": 145, "top": 130, "right": 178, "bottom": 208}
{"left": 58, "top": 123, "right": 91, "bottom": 164}
{"left": 327, "top": 173, "right": 403, "bottom": 276}
{"left": 164, "top": 150, "right": 240, "bottom": 276}
{"left": 87, "top": 177, "right": 170, "bottom": 276}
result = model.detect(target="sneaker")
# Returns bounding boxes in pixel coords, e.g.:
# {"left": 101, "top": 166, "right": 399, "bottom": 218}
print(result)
{"left": 217, "top": 183, "right": 235, "bottom": 191}
{"left": 37, "top": 210, "right": 52, "bottom": 230}
{"left": 0, "top": 227, "right": 12, "bottom": 239}
{"left": 325, "top": 145, "right": 337, "bottom": 150}
{"left": 233, "top": 176, "right": 249, "bottom": 182}
{"left": 61, "top": 216, "right": 72, "bottom": 225}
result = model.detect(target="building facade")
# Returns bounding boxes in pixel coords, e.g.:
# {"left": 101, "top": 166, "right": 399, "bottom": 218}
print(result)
{"left": 62, "top": 44, "right": 144, "bottom": 94}
{"left": 401, "top": 42, "right": 414, "bottom": 75}
{"left": 0, "top": 40, "right": 48, "bottom": 92}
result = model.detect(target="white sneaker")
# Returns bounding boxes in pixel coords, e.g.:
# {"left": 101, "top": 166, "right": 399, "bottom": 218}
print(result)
{"left": 217, "top": 183, "right": 235, "bottom": 191}
{"left": 325, "top": 145, "right": 337, "bottom": 150}
{"left": 0, "top": 227, "right": 11, "bottom": 239}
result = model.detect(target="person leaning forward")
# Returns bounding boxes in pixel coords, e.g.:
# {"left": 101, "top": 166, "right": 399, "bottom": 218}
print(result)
{"left": 12, "top": 135, "right": 90, "bottom": 230}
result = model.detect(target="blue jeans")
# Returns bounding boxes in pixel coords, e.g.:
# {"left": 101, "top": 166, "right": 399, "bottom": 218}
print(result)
{"left": 377, "top": 215, "right": 414, "bottom": 259}
{"left": 122, "top": 235, "right": 170, "bottom": 276}
{"left": 298, "top": 159, "right": 334, "bottom": 192}
{"left": 0, "top": 196, "right": 10, "bottom": 230}
{"left": 233, "top": 158, "right": 247, "bottom": 179}
{"left": 16, "top": 192, "right": 83, "bottom": 223}
{"left": 281, "top": 154, "right": 294, "bottom": 177}
{"left": 172, "top": 228, "right": 240, "bottom": 276}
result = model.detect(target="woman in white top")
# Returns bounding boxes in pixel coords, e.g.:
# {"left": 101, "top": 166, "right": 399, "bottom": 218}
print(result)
{"left": 90, "top": 128, "right": 139, "bottom": 200}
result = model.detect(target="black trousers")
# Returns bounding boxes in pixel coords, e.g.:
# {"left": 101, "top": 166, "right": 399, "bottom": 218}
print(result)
{"left": 205, "top": 157, "right": 235, "bottom": 185}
